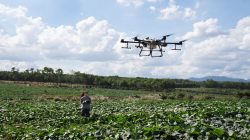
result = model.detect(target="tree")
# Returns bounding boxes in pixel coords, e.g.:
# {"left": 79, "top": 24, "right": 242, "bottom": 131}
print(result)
{"left": 55, "top": 68, "right": 63, "bottom": 85}
{"left": 42, "top": 67, "right": 55, "bottom": 82}
{"left": 203, "top": 80, "right": 220, "bottom": 88}
{"left": 11, "top": 67, "right": 19, "bottom": 81}
{"left": 23, "top": 69, "right": 30, "bottom": 81}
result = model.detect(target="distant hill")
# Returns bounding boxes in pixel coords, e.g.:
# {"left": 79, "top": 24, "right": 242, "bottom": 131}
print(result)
{"left": 189, "top": 76, "right": 250, "bottom": 83}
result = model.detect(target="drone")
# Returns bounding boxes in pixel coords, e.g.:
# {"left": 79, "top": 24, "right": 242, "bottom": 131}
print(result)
{"left": 120, "top": 34, "right": 187, "bottom": 57}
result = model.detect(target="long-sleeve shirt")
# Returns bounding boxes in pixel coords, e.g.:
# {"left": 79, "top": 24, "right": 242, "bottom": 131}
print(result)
{"left": 80, "top": 96, "right": 91, "bottom": 109}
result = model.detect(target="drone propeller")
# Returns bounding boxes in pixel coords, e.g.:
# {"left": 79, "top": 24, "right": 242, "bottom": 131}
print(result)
{"left": 179, "top": 39, "right": 187, "bottom": 44}
{"left": 132, "top": 36, "right": 140, "bottom": 41}
{"left": 180, "top": 39, "right": 187, "bottom": 42}
{"left": 165, "top": 34, "right": 173, "bottom": 37}
{"left": 162, "top": 34, "right": 173, "bottom": 41}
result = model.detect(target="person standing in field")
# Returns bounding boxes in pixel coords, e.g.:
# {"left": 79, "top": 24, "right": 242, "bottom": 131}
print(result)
{"left": 80, "top": 92, "right": 91, "bottom": 117}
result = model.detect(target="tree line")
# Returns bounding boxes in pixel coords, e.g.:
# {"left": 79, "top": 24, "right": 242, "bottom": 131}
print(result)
{"left": 0, "top": 67, "right": 250, "bottom": 90}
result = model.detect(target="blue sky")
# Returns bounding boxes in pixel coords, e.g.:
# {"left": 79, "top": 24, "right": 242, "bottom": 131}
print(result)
{"left": 0, "top": 0, "right": 250, "bottom": 79}
{"left": 1, "top": 0, "right": 249, "bottom": 35}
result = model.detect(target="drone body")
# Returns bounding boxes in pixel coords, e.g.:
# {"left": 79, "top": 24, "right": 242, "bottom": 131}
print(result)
{"left": 120, "top": 34, "right": 187, "bottom": 57}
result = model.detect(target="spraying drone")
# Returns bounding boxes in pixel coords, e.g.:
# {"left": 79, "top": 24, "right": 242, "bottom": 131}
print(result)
{"left": 120, "top": 34, "right": 187, "bottom": 57}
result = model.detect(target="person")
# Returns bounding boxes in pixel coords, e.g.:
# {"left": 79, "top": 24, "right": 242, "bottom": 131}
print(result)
{"left": 80, "top": 92, "right": 91, "bottom": 117}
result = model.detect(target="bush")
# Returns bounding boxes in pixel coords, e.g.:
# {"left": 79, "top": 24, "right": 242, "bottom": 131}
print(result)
{"left": 177, "top": 93, "right": 185, "bottom": 99}
{"left": 204, "top": 96, "right": 215, "bottom": 100}
{"left": 159, "top": 94, "right": 168, "bottom": 100}
{"left": 159, "top": 93, "right": 176, "bottom": 100}
{"left": 237, "top": 92, "right": 250, "bottom": 99}
{"left": 132, "top": 95, "right": 141, "bottom": 98}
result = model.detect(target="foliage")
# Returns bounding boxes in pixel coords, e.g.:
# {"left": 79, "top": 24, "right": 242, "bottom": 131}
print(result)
{"left": 2, "top": 67, "right": 250, "bottom": 91}
{"left": 0, "top": 100, "right": 249, "bottom": 139}
{"left": 0, "top": 82, "right": 249, "bottom": 139}
{"left": 237, "top": 91, "right": 250, "bottom": 99}
{"left": 0, "top": 83, "right": 156, "bottom": 101}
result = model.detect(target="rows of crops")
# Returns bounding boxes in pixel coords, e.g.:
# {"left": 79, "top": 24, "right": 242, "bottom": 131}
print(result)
{"left": 1, "top": 100, "right": 249, "bottom": 139}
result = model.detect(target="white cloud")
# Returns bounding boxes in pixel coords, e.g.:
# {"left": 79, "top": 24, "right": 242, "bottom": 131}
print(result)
{"left": 153, "top": 16, "right": 250, "bottom": 79}
{"left": 182, "top": 18, "right": 220, "bottom": 40}
{"left": 0, "top": 4, "right": 45, "bottom": 61}
{"left": 0, "top": 3, "right": 153, "bottom": 77}
{"left": 0, "top": 3, "right": 122, "bottom": 62}
{"left": 149, "top": 6, "right": 156, "bottom": 12}
{"left": 36, "top": 17, "right": 122, "bottom": 61}
{"left": 184, "top": 8, "right": 196, "bottom": 19}
{"left": 0, "top": 3, "right": 27, "bottom": 18}
{"left": 159, "top": 0, "right": 196, "bottom": 20}
{"left": 116, "top": 0, "right": 196, "bottom": 21}
{"left": 116, "top": 0, "right": 144, "bottom": 7}
{"left": 0, "top": 3, "right": 128, "bottom": 71}
{"left": 1, "top": 3, "right": 250, "bottom": 79}
{"left": 0, "top": 60, "right": 38, "bottom": 72}
{"left": 147, "top": 0, "right": 159, "bottom": 3}
{"left": 159, "top": 4, "right": 179, "bottom": 20}
{"left": 116, "top": 0, "right": 161, "bottom": 7}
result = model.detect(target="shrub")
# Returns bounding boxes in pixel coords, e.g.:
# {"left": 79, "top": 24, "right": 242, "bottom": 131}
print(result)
{"left": 132, "top": 95, "right": 141, "bottom": 98}
{"left": 168, "top": 96, "right": 175, "bottom": 100}
{"left": 159, "top": 94, "right": 168, "bottom": 100}
{"left": 177, "top": 93, "right": 185, "bottom": 99}
{"left": 204, "top": 96, "right": 215, "bottom": 100}
{"left": 237, "top": 92, "right": 250, "bottom": 99}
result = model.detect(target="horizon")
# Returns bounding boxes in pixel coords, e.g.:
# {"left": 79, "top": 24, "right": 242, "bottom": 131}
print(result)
{"left": 2, "top": 67, "right": 250, "bottom": 81}
{"left": 0, "top": 0, "right": 250, "bottom": 79}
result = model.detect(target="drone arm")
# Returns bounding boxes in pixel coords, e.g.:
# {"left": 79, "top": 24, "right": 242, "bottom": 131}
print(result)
{"left": 121, "top": 39, "right": 151, "bottom": 49}
{"left": 164, "top": 42, "right": 181, "bottom": 45}
{"left": 121, "top": 40, "right": 136, "bottom": 49}
{"left": 121, "top": 41, "right": 140, "bottom": 43}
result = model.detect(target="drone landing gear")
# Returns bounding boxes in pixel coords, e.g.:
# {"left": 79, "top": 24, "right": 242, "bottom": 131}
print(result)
{"left": 121, "top": 42, "right": 131, "bottom": 49}
{"left": 171, "top": 44, "right": 181, "bottom": 50}
{"left": 139, "top": 46, "right": 164, "bottom": 57}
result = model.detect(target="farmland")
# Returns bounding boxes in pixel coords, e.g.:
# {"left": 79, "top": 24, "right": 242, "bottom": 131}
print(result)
{"left": 0, "top": 82, "right": 250, "bottom": 139}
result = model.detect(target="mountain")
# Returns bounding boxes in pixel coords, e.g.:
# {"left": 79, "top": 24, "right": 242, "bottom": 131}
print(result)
{"left": 189, "top": 76, "right": 250, "bottom": 83}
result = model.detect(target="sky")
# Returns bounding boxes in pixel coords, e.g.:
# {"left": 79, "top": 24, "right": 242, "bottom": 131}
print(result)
{"left": 0, "top": 0, "right": 250, "bottom": 79}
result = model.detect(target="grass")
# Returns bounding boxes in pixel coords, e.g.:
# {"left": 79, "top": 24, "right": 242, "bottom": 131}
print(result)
{"left": 0, "top": 82, "right": 247, "bottom": 101}
{"left": 0, "top": 82, "right": 157, "bottom": 101}
{"left": 0, "top": 83, "right": 81, "bottom": 100}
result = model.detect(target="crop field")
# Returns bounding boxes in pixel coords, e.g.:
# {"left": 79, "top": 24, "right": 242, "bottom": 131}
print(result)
{"left": 0, "top": 82, "right": 250, "bottom": 139}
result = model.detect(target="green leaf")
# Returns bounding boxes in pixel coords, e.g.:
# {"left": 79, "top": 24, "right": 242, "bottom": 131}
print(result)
{"left": 211, "top": 128, "right": 225, "bottom": 136}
